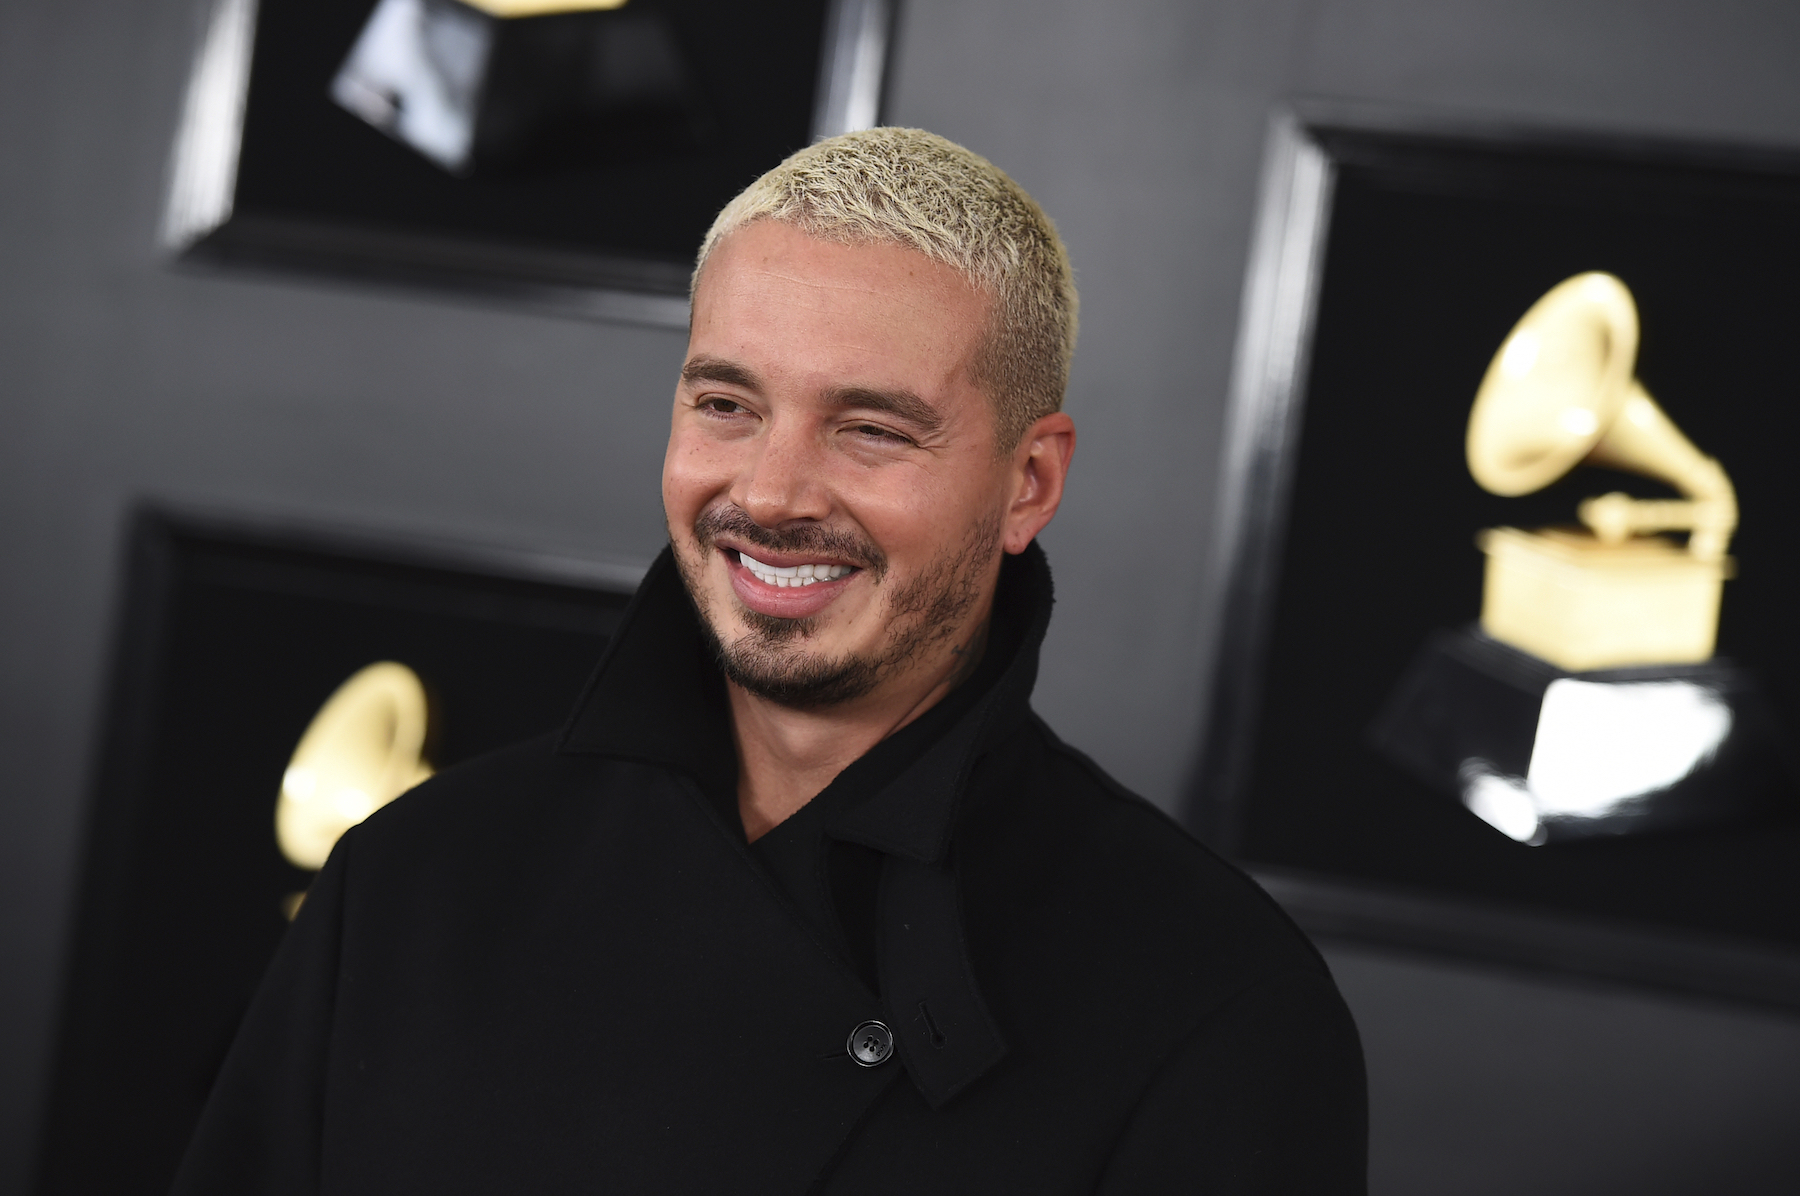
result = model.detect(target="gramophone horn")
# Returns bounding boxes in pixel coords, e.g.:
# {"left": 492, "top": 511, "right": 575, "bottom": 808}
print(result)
{"left": 276, "top": 661, "right": 433, "bottom": 872}
{"left": 1467, "top": 271, "right": 1736, "bottom": 560}
{"left": 1467, "top": 272, "right": 1636, "bottom": 497}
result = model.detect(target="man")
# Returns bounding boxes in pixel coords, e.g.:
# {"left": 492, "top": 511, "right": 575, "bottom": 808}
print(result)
{"left": 174, "top": 128, "right": 1366, "bottom": 1194}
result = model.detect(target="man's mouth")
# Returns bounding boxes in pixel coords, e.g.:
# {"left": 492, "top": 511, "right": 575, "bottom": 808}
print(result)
{"left": 734, "top": 550, "right": 856, "bottom": 588}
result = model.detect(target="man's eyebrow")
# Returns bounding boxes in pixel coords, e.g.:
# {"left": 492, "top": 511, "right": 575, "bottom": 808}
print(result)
{"left": 681, "top": 356, "right": 762, "bottom": 390}
{"left": 827, "top": 386, "right": 945, "bottom": 434}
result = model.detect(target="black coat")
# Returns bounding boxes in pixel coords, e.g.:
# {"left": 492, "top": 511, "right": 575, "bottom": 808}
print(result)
{"left": 172, "top": 545, "right": 1366, "bottom": 1194}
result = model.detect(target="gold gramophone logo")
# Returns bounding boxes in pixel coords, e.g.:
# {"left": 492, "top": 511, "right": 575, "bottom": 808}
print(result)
{"left": 1467, "top": 271, "right": 1736, "bottom": 671}
{"left": 276, "top": 662, "right": 434, "bottom": 916}
{"left": 1368, "top": 270, "right": 1785, "bottom": 846}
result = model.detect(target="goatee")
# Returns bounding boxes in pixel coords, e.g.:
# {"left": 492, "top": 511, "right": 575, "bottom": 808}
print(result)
{"left": 673, "top": 504, "right": 1001, "bottom": 710}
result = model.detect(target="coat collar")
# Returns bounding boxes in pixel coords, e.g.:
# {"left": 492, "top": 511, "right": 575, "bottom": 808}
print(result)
{"left": 558, "top": 541, "right": 1054, "bottom": 1110}
{"left": 556, "top": 541, "right": 1055, "bottom": 863}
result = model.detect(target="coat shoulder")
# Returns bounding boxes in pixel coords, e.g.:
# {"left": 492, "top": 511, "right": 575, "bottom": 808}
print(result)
{"left": 961, "top": 715, "right": 1332, "bottom": 1011}
{"left": 336, "top": 733, "right": 650, "bottom": 881}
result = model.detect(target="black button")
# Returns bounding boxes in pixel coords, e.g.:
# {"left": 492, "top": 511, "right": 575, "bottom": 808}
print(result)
{"left": 847, "top": 1020, "right": 894, "bottom": 1067}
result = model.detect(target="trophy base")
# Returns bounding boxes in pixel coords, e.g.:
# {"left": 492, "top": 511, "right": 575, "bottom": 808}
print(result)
{"left": 1478, "top": 526, "right": 1729, "bottom": 672}
{"left": 1369, "top": 628, "right": 1792, "bottom": 845}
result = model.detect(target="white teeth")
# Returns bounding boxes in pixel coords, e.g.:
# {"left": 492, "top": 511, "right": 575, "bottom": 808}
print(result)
{"left": 738, "top": 552, "right": 853, "bottom": 587}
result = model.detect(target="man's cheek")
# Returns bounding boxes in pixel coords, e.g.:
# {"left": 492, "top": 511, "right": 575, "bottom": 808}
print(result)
{"left": 670, "top": 441, "right": 739, "bottom": 499}
{"left": 663, "top": 463, "right": 716, "bottom": 522}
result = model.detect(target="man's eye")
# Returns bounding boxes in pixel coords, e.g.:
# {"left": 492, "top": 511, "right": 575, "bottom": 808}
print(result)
{"left": 850, "top": 423, "right": 910, "bottom": 444}
{"left": 700, "top": 397, "right": 745, "bottom": 415}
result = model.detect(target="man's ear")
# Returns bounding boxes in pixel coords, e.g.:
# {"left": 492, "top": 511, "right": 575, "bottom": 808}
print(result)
{"left": 1002, "top": 412, "right": 1076, "bottom": 554}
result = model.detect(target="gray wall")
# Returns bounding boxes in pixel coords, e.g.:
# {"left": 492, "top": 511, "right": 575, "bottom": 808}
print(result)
{"left": 3, "top": 0, "right": 1799, "bottom": 1192}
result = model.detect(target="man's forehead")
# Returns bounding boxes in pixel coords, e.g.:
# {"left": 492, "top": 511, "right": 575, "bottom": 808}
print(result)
{"left": 696, "top": 222, "right": 984, "bottom": 316}
{"left": 686, "top": 224, "right": 990, "bottom": 412}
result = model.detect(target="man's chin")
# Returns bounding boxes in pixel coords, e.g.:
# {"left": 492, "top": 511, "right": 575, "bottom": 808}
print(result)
{"left": 737, "top": 606, "right": 816, "bottom": 644}
{"left": 710, "top": 628, "right": 881, "bottom": 709}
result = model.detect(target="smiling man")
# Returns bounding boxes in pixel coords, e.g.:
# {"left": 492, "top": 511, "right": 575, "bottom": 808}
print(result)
{"left": 667, "top": 208, "right": 1070, "bottom": 844}
{"left": 174, "top": 129, "right": 1366, "bottom": 1195}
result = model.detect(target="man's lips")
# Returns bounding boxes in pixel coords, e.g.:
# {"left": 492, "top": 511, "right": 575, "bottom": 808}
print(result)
{"left": 722, "top": 545, "right": 860, "bottom": 618}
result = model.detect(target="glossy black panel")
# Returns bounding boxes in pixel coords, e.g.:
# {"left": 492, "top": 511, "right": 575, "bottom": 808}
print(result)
{"left": 35, "top": 513, "right": 631, "bottom": 1196}
{"left": 1206, "top": 121, "right": 1800, "bottom": 996}
{"left": 188, "top": 0, "right": 832, "bottom": 300}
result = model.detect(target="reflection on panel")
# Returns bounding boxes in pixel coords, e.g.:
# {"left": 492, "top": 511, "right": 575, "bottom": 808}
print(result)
{"left": 1372, "top": 628, "right": 1790, "bottom": 845}
{"left": 331, "top": 0, "right": 706, "bottom": 176}
{"left": 1372, "top": 273, "right": 1788, "bottom": 845}
{"left": 1460, "top": 678, "right": 1734, "bottom": 844}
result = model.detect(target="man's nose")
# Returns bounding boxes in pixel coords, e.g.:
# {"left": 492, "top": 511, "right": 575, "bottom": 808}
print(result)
{"left": 733, "top": 421, "right": 831, "bottom": 527}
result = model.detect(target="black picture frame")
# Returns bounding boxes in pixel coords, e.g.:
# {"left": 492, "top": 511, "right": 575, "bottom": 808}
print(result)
{"left": 1187, "top": 105, "right": 1800, "bottom": 1007}
{"left": 160, "top": 0, "right": 894, "bottom": 326}
{"left": 35, "top": 509, "right": 638, "bottom": 1196}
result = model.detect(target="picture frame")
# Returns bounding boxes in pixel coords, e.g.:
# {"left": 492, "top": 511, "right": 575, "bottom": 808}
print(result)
{"left": 36, "top": 509, "right": 639, "bottom": 1196}
{"left": 1188, "top": 104, "right": 1800, "bottom": 1007}
{"left": 160, "top": 0, "right": 894, "bottom": 327}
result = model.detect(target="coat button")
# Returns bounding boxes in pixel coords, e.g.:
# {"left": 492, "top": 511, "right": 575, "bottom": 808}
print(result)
{"left": 847, "top": 1020, "right": 895, "bottom": 1067}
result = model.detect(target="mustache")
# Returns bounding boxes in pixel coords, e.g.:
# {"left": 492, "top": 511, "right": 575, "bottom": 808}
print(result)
{"left": 693, "top": 504, "right": 887, "bottom": 574}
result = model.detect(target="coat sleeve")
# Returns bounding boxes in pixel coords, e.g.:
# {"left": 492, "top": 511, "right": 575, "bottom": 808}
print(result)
{"left": 1095, "top": 968, "right": 1368, "bottom": 1195}
{"left": 167, "top": 832, "right": 353, "bottom": 1196}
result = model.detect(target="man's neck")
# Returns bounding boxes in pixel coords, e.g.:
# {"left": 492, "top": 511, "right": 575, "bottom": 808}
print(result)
{"left": 729, "top": 619, "right": 990, "bottom": 842}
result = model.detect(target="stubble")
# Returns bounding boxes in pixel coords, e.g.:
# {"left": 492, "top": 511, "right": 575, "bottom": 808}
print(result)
{"left": 674, "top": 504, "right": 1002, "bottom": 709}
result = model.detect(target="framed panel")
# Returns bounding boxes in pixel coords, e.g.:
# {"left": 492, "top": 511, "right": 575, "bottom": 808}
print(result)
{"left": 36, "top": 510, "right": 639, "bottom": 1196}
{"left": 1191, "top": 106, "right": 1800, "bottom": 1006}
{"left": 162, "top": 0, "right": 894, "bottom": 325}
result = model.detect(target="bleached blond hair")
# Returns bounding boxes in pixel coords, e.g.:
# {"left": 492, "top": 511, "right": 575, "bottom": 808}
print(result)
{"left": 692, "top": 127, "right": 1078, "bottom": 450}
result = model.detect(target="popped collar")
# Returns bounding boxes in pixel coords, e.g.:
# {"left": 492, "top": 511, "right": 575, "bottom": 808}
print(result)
{"left": 556, "top": 540, "right": 1055, "bottom": 1107}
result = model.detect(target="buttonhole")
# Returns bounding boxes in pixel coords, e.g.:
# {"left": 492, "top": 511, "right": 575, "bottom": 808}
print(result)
{"left": 916, "top": 1000, "right": 946, "bottom": 1048}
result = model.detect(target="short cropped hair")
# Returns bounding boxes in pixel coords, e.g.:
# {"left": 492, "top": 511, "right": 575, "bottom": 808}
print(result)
{"left": 693, "top": 127, "right": 1078, "bottom": 450}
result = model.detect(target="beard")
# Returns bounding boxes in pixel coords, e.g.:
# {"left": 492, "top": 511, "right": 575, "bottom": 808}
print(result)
{"left": 673, "top": 503, "right": 1002, "bottom": 710}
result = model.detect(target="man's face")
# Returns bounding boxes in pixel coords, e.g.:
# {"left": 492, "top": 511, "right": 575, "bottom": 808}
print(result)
{"left": 663, "top": 221, "right": 1014, "bottom": 709}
